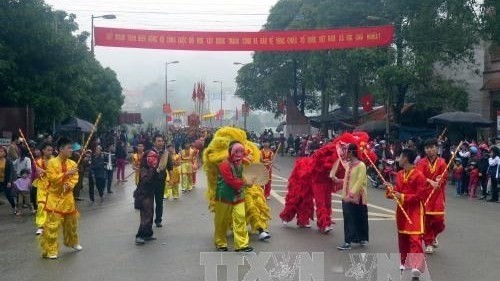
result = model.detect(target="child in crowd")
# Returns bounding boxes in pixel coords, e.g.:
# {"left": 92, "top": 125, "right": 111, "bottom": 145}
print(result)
{"left": 453, "top": 159, "right": 464, "bottom": 196}
{"left": 13, "top": 169, "right": 34, "bottom": 215}
{"left": 468, "top": 162, "right": 480, "bottom": 199}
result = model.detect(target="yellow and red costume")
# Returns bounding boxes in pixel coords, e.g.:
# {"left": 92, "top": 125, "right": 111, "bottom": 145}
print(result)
{"left": 192, "top": 147, "right": 199, "bottom": 186}
{"left": 39, "top": 156, "right": 79, "bottom": 257}
{"left": 132, "top": 152, "right": 144, "bottom": 186}
{"left": 32, "top": 157, "right": 52, "bottom": 229}
{"left": 261, "top": 148, "right": 274, "bottom": 198}
{"left": 165, "top": 153, "right": 181, "bottom": 199}
{"left": 386, "top": 168, "right": 430, "bottom": 271}
{"left": 180, "top": 148, "right": 194, "bottom": 191}
{"left": 203, "top": 127, "right": 270, "bottom": 236}
{"left": 416, "top": 157, "right": 447, "bottom": 247}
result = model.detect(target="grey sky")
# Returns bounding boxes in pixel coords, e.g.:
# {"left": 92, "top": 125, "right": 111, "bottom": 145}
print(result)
{"left": 44, "top": 0, "right": 278, "bottom": 112}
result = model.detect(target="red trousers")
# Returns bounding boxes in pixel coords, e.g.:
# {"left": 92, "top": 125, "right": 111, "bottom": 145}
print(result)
{"left": 398, "top": 233, "right": 425, "bottom": 271}
{"left": 192, "top": 172, "right": 197, "bottom": 185}
{"left": 423, "top": 214, "right": 445, "bottom": 246}
{"left": 264, "top": 168, "right": 272, "bottom": 198}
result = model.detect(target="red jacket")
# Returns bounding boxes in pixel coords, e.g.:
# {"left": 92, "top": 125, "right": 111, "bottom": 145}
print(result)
{"left": 416, "top": 157, "right": 448, "bottom": 215}
{"left": 387, "top": 168, "right": 430, "bottom": 234}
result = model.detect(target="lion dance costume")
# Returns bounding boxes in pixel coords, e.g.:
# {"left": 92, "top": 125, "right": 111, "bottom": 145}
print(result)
{"left": 279, "top": 132, "right": 377, "bottom": 233}
{"left": 203, "top": 127, "right": 271, "bottom": 242}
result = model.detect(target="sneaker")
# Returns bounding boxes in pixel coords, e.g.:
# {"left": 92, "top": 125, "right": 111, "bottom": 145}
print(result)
{"left": 72, "top": 245, "right": 83, "bottom": 251}
{"left": 45, "top": 255, "right": 58, "bottom": 259}
{"left": 322, "top": 226, "right": 333, "bottom": 234}
{"left": 432, "top": 239, "right": 439, "bottom": 248}
{"left": 107, "top": 191, "right": 114, "bottom": 194}
{"left": 411, "top": 268, "right": 422, "bottom": 278}
{"left": 425, "top": 245, "right": 434, "bottom": 254}
{"left": 216, "top": 246, "right": 228, "bottom": 252}
{"left": 259, "top": 231, "right": 271, "bottom": 241}
{"left": 360, "top": 240, "right": 369, "bottom": 246}
{"left": 35, "top": 228, "right": 44, "bottom": 236}
{"left": 400, "top": 265, "right": 408, "bottom": 271}
{"left": 135, "top": 237, "right": 145, "bottom": 245}
{"left": 155, "top": 222, "right": 163, "bottom": 228}
{"left": 144, "top": 236, "right": 157, "bottom": 241}
{"left": 298, "top": 224, "right": 311, "bottom": 228}
{"left": 235, "top": 247, "right": 254, "bottom": 252}
{"left": 337, "top": 243, "right": 352, "bottom": 251}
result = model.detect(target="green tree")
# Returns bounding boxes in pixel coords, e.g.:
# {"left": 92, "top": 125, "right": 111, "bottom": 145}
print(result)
{"left": 0, "top": 0, "right": 123, "bottom": 132}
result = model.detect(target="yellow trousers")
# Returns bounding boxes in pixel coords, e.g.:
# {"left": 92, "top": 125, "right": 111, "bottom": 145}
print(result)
{"left": 40, "top": 212, "right": 79, "bottom": 257}
{"left": 35, "top": 188, "right": 48, "bottom": 228}
{"left": 214, "top": 201, "right": 249, "bottom": 250}
{"left": 181, "top": 173, "right": 193, "bottom": 191}
{"left": 164, "top": 182, "right": 180, "bottom": 199}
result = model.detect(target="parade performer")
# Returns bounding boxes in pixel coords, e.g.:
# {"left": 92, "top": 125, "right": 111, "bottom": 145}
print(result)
{"left": 386, "top": 149, "right": 431, "bottom": 279}
{"left": 39, "top": 137, "right": 82, "bottom": 259}
{"left": 164, "top": 144, "right": 181, "bottom": 200}
{"left": 32, "top": 142, "right": 53, "bottom": 235}
{"left": 260, "top": 140, "right": 274, "bottom": 199}
{"left": 280, "top": 132, "right": 376, "bottom": 234}
{"left": 333, "top": 143, "right": 369, "bottom": 250}
{"left": 192, "top": 142, "right": 200, "bottom": 189}
{"left": 180, "top": 142, "right": 194, "bottom": 192}
{"left": 134, "top": 135, "right": 172, "bottom": 244}
{"left": 213, "top": 141, "right": 255, "bottom": 252}
{"left": 416, "top": 138, "right": 447, "bottom": 254}
{"left": 203, "top": 127, "right": 271, "bottom": 241}
{"left": 132, "top": 143, "right": 145, "bottom": 186}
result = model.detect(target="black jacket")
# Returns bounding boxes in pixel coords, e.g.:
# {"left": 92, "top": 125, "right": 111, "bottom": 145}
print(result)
{"left": 0, "top": 159, "right": 15, "bottom": 184}
{"left": 91, "top": 154, "right": 107, "bottom": 179}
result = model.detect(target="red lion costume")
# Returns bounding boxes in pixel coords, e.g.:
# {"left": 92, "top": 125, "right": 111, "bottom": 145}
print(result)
{"left": 279, "top": 132, "right": 377, "bottom": 233}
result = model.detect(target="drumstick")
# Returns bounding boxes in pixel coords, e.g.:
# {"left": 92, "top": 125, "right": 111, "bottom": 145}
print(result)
{"left": 363, "top": 150, "right": 413, "bottom": 225}
{"left": 424, "top": 141, "right": 463, "bottom": 206}
{"left": 17, "top": 129, "right": 40, "bottom": 168}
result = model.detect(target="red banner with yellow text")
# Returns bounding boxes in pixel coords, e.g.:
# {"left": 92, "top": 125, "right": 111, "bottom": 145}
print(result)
{"left": 94, "top": 25, "right": 394, "bottom": 51}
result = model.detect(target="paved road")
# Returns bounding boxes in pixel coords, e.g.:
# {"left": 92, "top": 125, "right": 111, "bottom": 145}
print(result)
{"left": 0, "top": 157, "right": 499, "bottom": 281}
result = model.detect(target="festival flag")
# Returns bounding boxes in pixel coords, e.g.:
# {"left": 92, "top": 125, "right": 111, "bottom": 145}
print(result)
{"left": 192, "top": 85, "right": 196, "bottom": 101}
{"left": 200, "top": 82, "right": 206, "bottom": 101}
{"left": 361, "top": 93, "right": 374, "bottom": 112}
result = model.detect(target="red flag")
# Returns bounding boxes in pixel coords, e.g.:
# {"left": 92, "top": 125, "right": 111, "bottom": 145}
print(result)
{"left": 192, "top": 85, "right": 196, "bottom": 101}
{"left": 361, "top": 93, "right": 374, "bottom": 112}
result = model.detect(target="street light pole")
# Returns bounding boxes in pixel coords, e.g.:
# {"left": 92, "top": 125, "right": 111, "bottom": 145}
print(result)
{"left": 233, "top": 62, "right": 249, "bottom": 130}
{"left": 91, "top": 14, "right": 116, "bottom": 55}
{"left": 213, "top": 81, "right": 223, "bottom": 127}
{"left": 164, "top": 61, "right": 179, "bottom": 132}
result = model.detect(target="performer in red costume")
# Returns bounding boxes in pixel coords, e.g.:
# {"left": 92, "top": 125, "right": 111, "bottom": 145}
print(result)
{"left": 280, "top": 132, "right": 376, "bottom": 234}
{"left": 386, "top": 149, "right": 431, "bottom": 280}
{"left": 416, "top": 138, "right": 447, "bottom": 254}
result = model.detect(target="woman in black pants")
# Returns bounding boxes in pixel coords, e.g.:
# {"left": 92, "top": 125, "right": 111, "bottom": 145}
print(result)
{"left": 90, "top": 146, "right": 107, "bottom": 202}
{"left": 0, "top": 146, "right": 17, "bottom": 213}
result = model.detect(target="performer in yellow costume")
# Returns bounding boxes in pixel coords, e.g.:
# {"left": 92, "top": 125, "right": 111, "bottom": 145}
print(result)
{"left": 132, "top": 143, "right": 145, "bottom": 186}
{"left": 39, "top": 137, "right": 82, "bottom": 259}
{"left": 203, "top": 127, "right": 271, "bottom": 242}
{"left": 164, "top": 144, "right": 181, "bottom": 200}
{"left": 33, "top": 142, "right": 54, "bottom": 236}
{"left": 180, "top": 142, "right": 194, "bottom": 192}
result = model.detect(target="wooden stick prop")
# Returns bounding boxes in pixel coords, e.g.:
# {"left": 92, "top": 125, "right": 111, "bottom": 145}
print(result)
{"left": 437, "top": 127, "right": 448, "bottom": 141}
{"left": 77, "top": 113, "right": 102, "bottom": 166}
{"left": 363, "top": 150, "right": 413, "bottom": 225}
{"left": 18, "top": 129, "right": 39, "bottom": 168}
{"left": 424, "top": 141, "right": 463, "bottom": 206}
{"left": 124, "top": 170, "right": 136, "bottom": 180}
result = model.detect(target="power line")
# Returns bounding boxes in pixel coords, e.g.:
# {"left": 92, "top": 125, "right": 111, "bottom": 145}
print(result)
{"left": 59, "top": 9, "right": 270, "bottom": 16}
